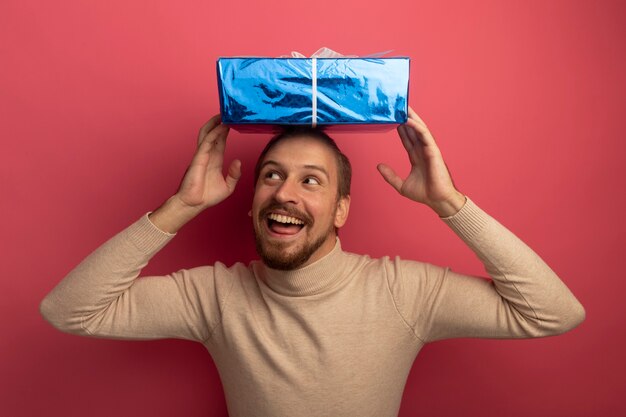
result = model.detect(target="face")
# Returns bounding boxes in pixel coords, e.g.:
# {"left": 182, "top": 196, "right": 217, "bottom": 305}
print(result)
{"left": 252, "top": 136, "right": 350, "bottom": 270}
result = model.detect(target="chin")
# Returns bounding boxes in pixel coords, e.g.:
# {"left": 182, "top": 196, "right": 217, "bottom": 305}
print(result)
{"left": 255, "top": 234, "right": 328, "bottom": 270}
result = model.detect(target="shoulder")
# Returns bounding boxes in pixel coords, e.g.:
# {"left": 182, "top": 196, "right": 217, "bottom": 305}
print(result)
{"left": 341, "top": 251, "right": 441, "bottom": 272}
{"left": 177, "top": 261, "right": 256, "bottom": 294}
{"left": 341, "top": 252, "right": 448, "bottom": 288}
{"left": 176, "top": 261, "right": 252, "bottom": 277}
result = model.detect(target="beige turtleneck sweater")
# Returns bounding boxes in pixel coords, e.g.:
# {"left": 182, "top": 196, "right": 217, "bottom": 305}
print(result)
{"left": 40, "top": 198, "right": 585, "bottom": 417}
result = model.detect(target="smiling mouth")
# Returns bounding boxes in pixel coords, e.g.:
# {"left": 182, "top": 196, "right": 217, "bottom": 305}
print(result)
{"left": 266, "top": 213, "right": 306, "bottom": 235}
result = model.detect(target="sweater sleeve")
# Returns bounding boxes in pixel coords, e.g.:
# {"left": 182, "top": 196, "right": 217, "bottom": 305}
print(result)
{"left": 387, "top": 198, "right": 585, "bottom": 343}
{"left": 39, "top": 214, "right": 226, "bottom": 342}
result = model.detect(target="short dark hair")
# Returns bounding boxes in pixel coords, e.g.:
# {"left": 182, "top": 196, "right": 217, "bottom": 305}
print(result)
{"left": 254, "top": 127, "right": 352, "bottom": 199}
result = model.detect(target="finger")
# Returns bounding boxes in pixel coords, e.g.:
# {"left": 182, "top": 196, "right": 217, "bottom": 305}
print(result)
{"left": 191, "top": 124, "right": 229, "bottom": 169}
{"left": 197, "top": 114, "right": 222, "bottom": 145}
{"left": 405, "top": 118, "right": 438, "bottom": 149}
{"left": 212, "top": 124, "right": 231, "bottom": 155}
{"left": 405, "top": 113, "right": 429, "bottom": 137}
{"left": 407, "top": 107, "right": 428, "bottom": 128}
{"left": 397, "top": 124, "right": 415, "bottom": 153}
{"left": 397, "top": 124, "right": 419, "bottom": 165}
{"left": 225, "top": 159, "right": 242, "bottom": 192}
{"left": 376, "top": 163, "right": 404, "bottom": 194}
{"left": 197, "top": 123, "right": 229, "bottom": 155}
{"left": 407, "top": 108, "right": 434, "bottom": 142}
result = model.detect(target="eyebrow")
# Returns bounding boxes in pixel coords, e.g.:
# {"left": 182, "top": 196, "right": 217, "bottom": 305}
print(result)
{"left": 261, "top": 160, "right": 330, "bottom": 179}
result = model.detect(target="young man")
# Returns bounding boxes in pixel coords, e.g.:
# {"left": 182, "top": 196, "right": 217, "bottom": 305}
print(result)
{"left": 40, "top": 108, "right": 585, "bottom": 417}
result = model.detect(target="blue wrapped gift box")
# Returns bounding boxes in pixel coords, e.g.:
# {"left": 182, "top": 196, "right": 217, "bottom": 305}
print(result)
{"left": 216, "top": 57, "right": 410, "bottom": 132}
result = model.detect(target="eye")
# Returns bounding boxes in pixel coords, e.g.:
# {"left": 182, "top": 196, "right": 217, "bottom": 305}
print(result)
{"left": 264, "top": 171, "right": 281, "bottom": 180}
{"left": 303, "top": 177, "right": 320, "bottom": 185}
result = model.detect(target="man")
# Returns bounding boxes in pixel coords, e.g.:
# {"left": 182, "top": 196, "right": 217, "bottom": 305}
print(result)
{"left": 40, "top": 108, "right": 585, "bottom": 417}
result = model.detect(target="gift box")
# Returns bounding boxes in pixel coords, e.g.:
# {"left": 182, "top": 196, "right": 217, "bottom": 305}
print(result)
{"left": 216, "top": 57, "right": 410, "bottom": 133}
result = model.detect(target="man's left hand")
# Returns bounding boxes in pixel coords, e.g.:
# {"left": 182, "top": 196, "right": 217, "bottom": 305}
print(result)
{"left": 377, "top": 107, "right": 466, "bottom": 217}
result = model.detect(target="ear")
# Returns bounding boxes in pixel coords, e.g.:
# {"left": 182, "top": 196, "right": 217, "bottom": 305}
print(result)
{"left": 334, "top": 195, "right": 351, "bottom": 229}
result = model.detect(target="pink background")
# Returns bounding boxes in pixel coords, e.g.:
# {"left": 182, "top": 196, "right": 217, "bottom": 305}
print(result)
{"left": 2, "top": 0, "right": 624, "bottom": 416}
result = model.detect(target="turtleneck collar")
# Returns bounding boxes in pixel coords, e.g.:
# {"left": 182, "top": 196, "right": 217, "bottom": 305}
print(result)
{"left": 254, "top": 239, "right": 352, "bottom": 297}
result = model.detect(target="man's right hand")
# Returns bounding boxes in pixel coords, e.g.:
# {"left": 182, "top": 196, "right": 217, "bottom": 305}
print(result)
{"left": 148, "top": 115, "right": 241, "bottom": 233}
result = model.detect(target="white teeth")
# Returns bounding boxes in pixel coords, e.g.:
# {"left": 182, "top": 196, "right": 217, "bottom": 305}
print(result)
{"left": 268, "top": 213, "right": 304, "bottom": 225}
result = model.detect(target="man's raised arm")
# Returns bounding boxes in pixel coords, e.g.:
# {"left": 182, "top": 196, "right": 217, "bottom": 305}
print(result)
{"left": 39, "top": 115, "right": 241, "bottom": 341}
{"left": 378, "top": 108, "right": 585, "bottom": 342}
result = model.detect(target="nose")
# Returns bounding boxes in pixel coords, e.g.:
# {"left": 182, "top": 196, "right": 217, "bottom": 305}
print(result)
{"left": 274, "top": 179, "right": 298, "bottom": 204}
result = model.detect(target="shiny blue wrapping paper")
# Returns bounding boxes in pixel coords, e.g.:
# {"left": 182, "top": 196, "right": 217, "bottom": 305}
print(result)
{"left": 217, "top": 57, "right": 410, "bottom": 132}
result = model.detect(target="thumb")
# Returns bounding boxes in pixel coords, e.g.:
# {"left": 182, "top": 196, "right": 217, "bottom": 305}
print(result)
{"left": 225, "top": 159, "right": 242, "bottom": 191}
{"left": 377, "top": 163, "right": 403, "bottom": 194}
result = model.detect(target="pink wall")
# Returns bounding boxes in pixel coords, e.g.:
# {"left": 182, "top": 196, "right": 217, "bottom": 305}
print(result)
{"left": 2, "top": 0, "right": 624, "bottom": 415}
